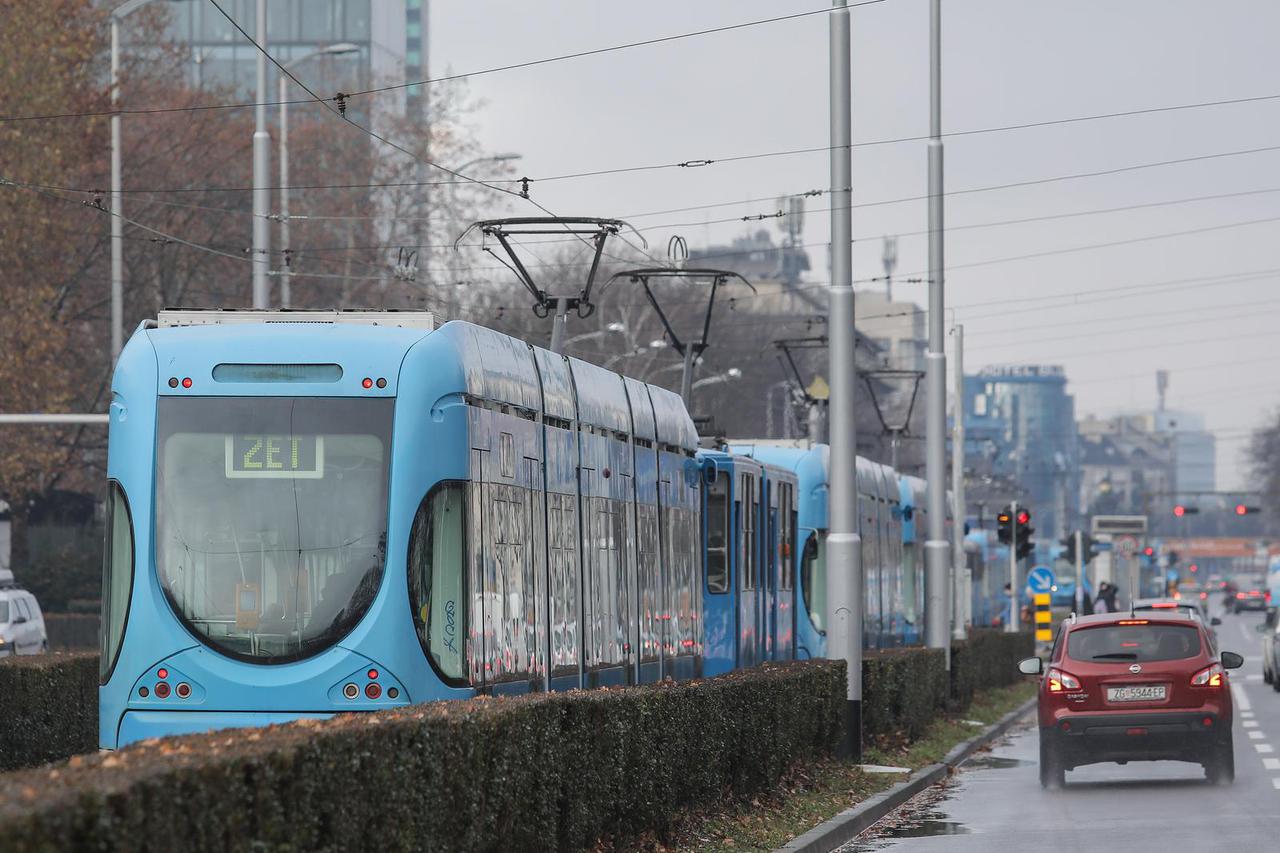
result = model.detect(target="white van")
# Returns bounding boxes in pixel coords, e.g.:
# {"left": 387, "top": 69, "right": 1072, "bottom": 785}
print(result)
{"left": 0, "top": 569, "right": 48, "bottom": 656}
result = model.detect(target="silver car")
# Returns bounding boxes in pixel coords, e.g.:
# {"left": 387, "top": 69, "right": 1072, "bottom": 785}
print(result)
{"left": 0, "top": 570, "right": 48, "bottom": 656}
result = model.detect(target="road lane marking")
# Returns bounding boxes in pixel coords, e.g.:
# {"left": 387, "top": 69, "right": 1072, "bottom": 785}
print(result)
{"left": 1273, "top": 778, "right": 1280, "bottom": 791}
{"left": 1249, "top": 731, "right": 1266, "bottom": 740}
{"left": 1248, "top": 674, "right": 1265, "bottom": 682}
{"left": 1245, "top": 720, "right": 1260, "bottom": 728}
{"left": 1233, "top": 682, "right": 1253, "bottom": 712}
{"left": 1241, "top": 621, "right": 1253, "bottom": 643}
{"left": 1256, "top": 743, "right": 1274, "bottom": 753}
{"left": 1243, "top": 710, "right": 1256, "bottom": 718}
{"left": 1265, "top": 758, "right": 1280, "bottom": 771}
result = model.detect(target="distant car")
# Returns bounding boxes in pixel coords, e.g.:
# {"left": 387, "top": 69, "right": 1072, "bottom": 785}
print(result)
{"left": 1020, "top": 610, "right": 1242, "bottom": 788}
{"left": 1261, "top": 618, "right": 1280, "bottom": 689}
{"left": 0, "top": 570, "right": 48, "bottom": 657}
{"left": 1230, "top": 574, "right": 1269, "bottom": 613}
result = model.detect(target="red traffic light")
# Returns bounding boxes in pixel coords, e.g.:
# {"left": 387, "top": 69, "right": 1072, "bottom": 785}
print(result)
{"left": 1017, "top": 510, "right": 1030, "bottom": 525}
{"left": 1236, "top": 504, "right": 1248, "bottom": 516}
{"left": 1143, "top": 546, "right": 1155, "bottom": 557}
{"left": 1174, "top": 505, "right": 1186, "bottom": 517}
{"left": 1189, "top": 563, "right": 1199, "bottom": 573}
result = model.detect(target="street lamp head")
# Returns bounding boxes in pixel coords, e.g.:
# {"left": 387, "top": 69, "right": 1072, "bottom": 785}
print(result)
{"left": 490, "top": 152, "right": 522, "bottom": 163}
{"left": 606, "top": 321, "right": 626, "bottom": 333}
{"left": 321, "top": 43, "right": 361, "bottom": 57}
{"left": 727, "top": 368, "right": 742, "bottom": 379}
{"left": 649, "top": 339, "right": 668, "bottom": 349}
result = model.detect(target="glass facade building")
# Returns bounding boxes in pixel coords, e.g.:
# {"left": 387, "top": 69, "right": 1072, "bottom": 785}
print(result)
{"left": 960, "top": 365, "right": 1079, "bottom": 542}
{"left": 132, "top": 1, "right": 426, "bottom": 119}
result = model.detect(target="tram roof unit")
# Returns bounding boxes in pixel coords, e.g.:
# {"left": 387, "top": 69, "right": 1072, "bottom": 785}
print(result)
{"left": 156, "top": 308, "right": 435, "bottom": 329}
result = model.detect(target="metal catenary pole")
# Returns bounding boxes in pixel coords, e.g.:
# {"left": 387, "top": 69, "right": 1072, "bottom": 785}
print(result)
{"left": 923, "top": 0, "right": 952, "bottom": 658}
{"left": 250, "top": 0, "right": 270, "bottom": 309}
{"left": 1007, "top": 499, "right": 1020, "bottom": 633}
{"left": 1075, "top": 529, "right": 1085, "bottom": 614}
{"left": 109, "top": 18, "right": 124, "bottom": 364}
{"left": 951, "top": 323, "right": 967, "bottom": 640}
{"left": 827, "top": 0, "right": 863, "bottom": 761}
{"left": 278, "top": 72, "right": 291, "bottom": 309}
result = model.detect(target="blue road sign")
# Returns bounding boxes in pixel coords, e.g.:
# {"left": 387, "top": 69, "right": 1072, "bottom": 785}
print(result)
{"left": 1027, "top": 566, "right": 1056, "bottom": 594}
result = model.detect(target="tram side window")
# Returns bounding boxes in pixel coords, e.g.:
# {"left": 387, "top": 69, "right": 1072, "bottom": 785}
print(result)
{"left": 801, "top": 533, "right": 827, "bottom": 632}
{"left": 100, "top": 481, "right": 134, "bottom": 683}
{"left": 705, "top": 474, "right": 730, "bottom": 593}
{"left": 408, "top": 481, "right": 468, "bottom": 684}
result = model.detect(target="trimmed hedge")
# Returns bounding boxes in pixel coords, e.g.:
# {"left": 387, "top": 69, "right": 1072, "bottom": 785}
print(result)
{"left": 861, "top": 647, "right": 949, "bottom": 746}
{"left": 949, "top": 629, "right": 1036, "bottom": 712}
{"left": 0, "top": 653, "right": 99, "bottom": 772}
{"left": 43, "top": 614, "right": 100, "bottom": 651}
{"left": 0, "top": 661, "right": 844, "bottom": 852}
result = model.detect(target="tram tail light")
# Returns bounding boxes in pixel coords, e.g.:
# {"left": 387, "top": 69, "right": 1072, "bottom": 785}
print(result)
{"left": 365, "top": 683, "right": 382, "bottom": 700}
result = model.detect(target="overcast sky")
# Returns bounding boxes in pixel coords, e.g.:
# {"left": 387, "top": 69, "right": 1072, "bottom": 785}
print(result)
{"left": 429, "top": 0, "right": 1280, "bottom": 489}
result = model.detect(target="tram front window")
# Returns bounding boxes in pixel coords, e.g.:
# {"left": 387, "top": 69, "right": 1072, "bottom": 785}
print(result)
{"left": 156, "top": 397, "right": 393, "bottom": 664}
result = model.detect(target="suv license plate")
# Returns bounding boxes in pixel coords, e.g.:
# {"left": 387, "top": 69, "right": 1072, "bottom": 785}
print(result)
{"left": 1107, "top": 685, "right": 1166, "bottom": 703}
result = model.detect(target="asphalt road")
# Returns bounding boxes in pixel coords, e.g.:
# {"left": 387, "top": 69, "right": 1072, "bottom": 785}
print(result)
{"left": 842, "top": 607, "right": 1278, "bottom": 852}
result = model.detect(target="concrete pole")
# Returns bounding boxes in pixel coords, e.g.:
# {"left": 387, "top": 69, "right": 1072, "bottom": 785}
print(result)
{"left": 827, "top": 0, "right": 863, "bottom": 761}
{"left": 278, "top": 74, "right": 291, "bottom": 309}
{"left": 110, "top": 19, "right": 124, "bottom": 364}
{"left": 951, "top": 323, "right": 967, "bottom": 640}
{"left": 250, "top": 0, "right": 270, "bottom": 309}
{"left": 548, "top": 298, "right": 570, "bottom": 354}
{"left": 1007, "top": 499, "right": 1020, "bottom": 633}
{"left": 923, "top": 0, "right": 952, "bottom": 658}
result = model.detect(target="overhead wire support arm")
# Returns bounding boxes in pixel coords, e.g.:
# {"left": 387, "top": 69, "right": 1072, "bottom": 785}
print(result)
{"left": 604, "top": 267, "right": 754, "bottom": 409}
{"left": 455, "top": 217, "right": 643, "bottom": 352}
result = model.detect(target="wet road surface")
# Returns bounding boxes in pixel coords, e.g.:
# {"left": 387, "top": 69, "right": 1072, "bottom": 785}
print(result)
{"left": 842, "top": 608, "right": 1277, "bottom": 852}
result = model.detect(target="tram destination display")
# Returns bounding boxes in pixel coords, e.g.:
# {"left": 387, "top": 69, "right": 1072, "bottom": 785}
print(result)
{"left": 224, "top": 434, "right": 325, "bottom": 478}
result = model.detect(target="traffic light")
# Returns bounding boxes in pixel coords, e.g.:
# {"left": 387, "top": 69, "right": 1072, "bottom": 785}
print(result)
{"left": 1166, "top": 550, "right": 1180, "bottom": 569}
{"left": 1189, "top": 563, "right": 1199, "bottom": 574}
{"left": 1173, "top": 505, "right": 1200, "bottom": 517}
{"left": 997, "top": 507, "right": 1013, "bottom": 545}
{"left": 1142, "top": 546, "right": 1155, "bottom": 558}
{"left": 1015, "top": 509, "right": 1034, "bottom": 561}
{"left": 1235, "top": 504, "right": 1261, "bottom": 516}
{"left": 1060, "top": 535, "right": 1076, "bottom": 565}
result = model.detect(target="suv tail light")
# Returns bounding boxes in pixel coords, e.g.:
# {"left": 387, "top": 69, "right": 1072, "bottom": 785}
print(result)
{"left": 1191, "top": 663, "right": 1224, "bottom": 688}
{"left": 1047, "top": 668, "right": 1080, "bottom": 693}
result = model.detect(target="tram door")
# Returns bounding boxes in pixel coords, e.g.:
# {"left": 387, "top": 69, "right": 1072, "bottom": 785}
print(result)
{"left": 764, "top": 480, "right": 777, "bottom": 660}
{"left": 772, "top": 482, "right": 796, "bottom": 660}
{"left": 736, "top": 470, "right": 761, "bottom": 667}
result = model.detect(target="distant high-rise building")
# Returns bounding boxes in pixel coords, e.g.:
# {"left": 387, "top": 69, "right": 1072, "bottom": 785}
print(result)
{"left": 960, "top": 365, "right": 1079, "bottom": 542}
{"left": 141, "top": 1, "right": 426, "bottom": 120}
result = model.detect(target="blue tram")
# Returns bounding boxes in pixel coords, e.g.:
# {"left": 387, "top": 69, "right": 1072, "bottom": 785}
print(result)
{"left": 100, "top": 311, "right": 801, "bottom": 748}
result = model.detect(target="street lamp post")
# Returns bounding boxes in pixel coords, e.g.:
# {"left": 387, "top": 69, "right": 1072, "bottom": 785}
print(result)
{"left": 278, "top": 43, "right": 360, "bottom": 308}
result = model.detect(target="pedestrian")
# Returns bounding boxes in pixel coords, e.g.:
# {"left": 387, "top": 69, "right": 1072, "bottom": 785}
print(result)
{"left": 1094, "top": 582, "right": 1111, "bottom": 613}
{"left": 1099, "top": 582, "right": 1120, "bottom": 614}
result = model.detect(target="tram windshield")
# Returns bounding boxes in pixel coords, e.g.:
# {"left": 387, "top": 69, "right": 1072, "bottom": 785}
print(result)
{"left": 155, "top": 397, "right": 393, "bottom": 664}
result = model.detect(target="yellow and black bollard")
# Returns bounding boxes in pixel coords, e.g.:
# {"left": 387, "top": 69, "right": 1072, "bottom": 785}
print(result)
{"left": 1034, "top": 592, "right": 1053, "bottom": 644}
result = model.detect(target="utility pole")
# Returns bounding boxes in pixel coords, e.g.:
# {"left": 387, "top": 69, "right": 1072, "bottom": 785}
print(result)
{"left": 923, "top": 0, "right": 951, "bottom": 658}
{"left": 250, "top": 0, "right": 270, "bottom": 309}
{"left": 109, "top": 18, "right": 124, "bottom": 363}
{"left": 951, "top": 323, "right": 967, "bottom": 640}
{"left": 827, "top": 0, "right": 863, "bottom": 761}
{"left": 1074, "top": 529, "right": 1085, "bottom": 614}
{"left": 1007, "top": 499, "right": 1020, "bottom": 633}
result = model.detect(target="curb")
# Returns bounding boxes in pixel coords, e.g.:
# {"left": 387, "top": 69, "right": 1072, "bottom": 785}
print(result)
{"left": 775, "top": 696, "right": 1037, "bottom": 853}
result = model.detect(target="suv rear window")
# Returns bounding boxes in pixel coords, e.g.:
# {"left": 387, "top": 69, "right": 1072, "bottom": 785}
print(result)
{"left": 1067, "top": 623, "right": 1202, "bottom": 663}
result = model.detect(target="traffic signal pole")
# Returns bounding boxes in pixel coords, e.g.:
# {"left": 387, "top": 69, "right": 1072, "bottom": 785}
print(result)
{"left": 826, "top": 0, "right": 863, "bottom": 761}
{"left": 1007, "top": 500, "right": 1019, "bottom": 633}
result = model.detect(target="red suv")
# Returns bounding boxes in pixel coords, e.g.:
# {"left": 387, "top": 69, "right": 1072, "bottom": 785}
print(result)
{"left": 1019, "top": 611, "right": 1244, "bottom": 788}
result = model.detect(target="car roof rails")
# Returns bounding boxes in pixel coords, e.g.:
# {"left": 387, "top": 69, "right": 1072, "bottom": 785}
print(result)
{"left": 0, "top": 568, "right": 16, "bottom": 590}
